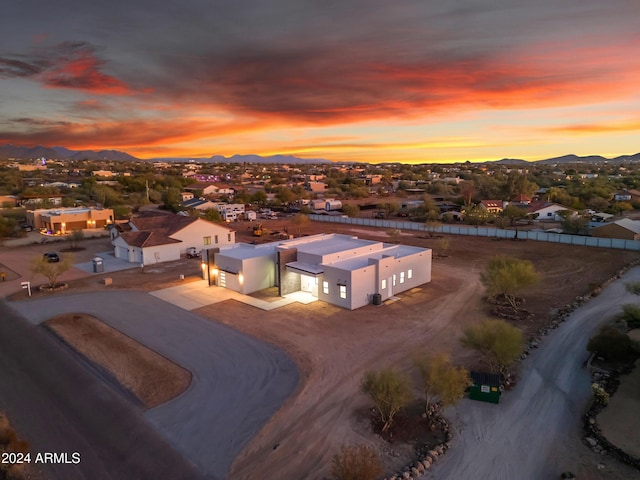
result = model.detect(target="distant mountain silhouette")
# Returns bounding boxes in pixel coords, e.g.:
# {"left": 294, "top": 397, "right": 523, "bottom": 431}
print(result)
{"left": 1, "top": 143, "right": 639, "bottom": 165}
{"left": 0, "top": 144, "right": 139, "bottom": 161}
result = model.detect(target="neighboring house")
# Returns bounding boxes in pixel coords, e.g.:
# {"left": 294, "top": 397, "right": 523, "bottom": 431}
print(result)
{"left": 206, "top": 233, "right": 432, "bottom": 310}
{"left": 306, "top": 181, "right": 328, "bottom": 193}
{"left": 20, "top": 195, "right": 64, "bottom": 207}
{"left": 591, "top": 218, "right": 640, "bottom": 241}
{"left": 0, "top": 195, "right": 19, "bottom": 207}
{"left": 479, "top": 200, "right": 504, "bottom": 214}
{"left": 112, "top": 213, "right": 235, "bottom": 265}
{"left": 92, "top": 170, "right": 115, "bottom": 177}
{"left": 183, "top": 198, "right": 220, "bottom": 211}
{"left": 613, "top": 191, "right": 632, "bottom": 202}
{"left": 184, "top": 183, "right": 219, "bottom": 196}
{"left": 510, "top": 194, "right": 531, "bottom": 205}
{"left": 590, "top": 212, "right": 614, "bottom": 223}
{"left": 27, "top": 207, "right": 114, "bottom": 233}
{"left": 181, "top": 192, "right": 195, "bottom": 202}
{"left": 527, "top": 201, "right": 574, "bottom": 221}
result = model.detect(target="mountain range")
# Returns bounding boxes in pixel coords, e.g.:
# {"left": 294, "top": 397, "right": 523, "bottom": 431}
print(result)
{"left": 0, "top": 144, "right": 639, "bottom": 165}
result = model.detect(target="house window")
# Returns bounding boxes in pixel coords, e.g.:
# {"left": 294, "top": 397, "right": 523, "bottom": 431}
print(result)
{"left": 547, "top": 212, "right": 552, "bottom": 217}
{"left": 215, "top": 235, "right": 219, "bottom": 244}
{"left": 408, "top": 269, "right": 413, "bottom": 279}
{"left": 400, "top": 271, "right": 405, "bottom": 284}
{"left": 228, "top": 233, "right": 231, "bottom": 242}
{"left": 219, "top": 271, "right": 226, "bottom": 287}
{"left": 393, "top": 274, "right": 396, "bottom": 286}
{"left": 203, "top": 236, "right": 211, "bottom": 245}
{"left": 322, "top": 281, "right": 329, "bottom": 294}
{"left": 381, "top": 278, "right": 387, "bottom": 290}
{"left": 339, "top": 285, "right": 347, "bottom": 299}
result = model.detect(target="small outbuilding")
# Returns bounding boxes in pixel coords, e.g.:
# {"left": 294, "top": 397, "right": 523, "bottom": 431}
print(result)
{"left": 469, "top": 371, "right": 502, "bottom": 404}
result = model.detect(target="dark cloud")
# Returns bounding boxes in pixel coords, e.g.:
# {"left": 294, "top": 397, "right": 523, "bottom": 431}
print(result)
{"left": 0, "top": 42, "right": 129, "bottom": 94}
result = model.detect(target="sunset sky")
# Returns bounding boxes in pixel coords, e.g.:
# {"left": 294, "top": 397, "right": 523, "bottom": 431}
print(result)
{"left": 1, "top": 0, "right": 639, "bottom": 163}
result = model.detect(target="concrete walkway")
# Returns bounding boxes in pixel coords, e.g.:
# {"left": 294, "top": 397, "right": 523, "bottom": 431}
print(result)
{"left": 150, "top": 280, "right": 317, "bottom": 311}
{"left": 9, "top": 291, "right": 299, "bottom": 480}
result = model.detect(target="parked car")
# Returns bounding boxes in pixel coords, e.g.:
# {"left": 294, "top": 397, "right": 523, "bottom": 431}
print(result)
{"left": 186, "top": 247, "right": 200, "bottom": 259}
{"left": 43, "top": 252, "right": 60, "bottom": 263}
{"left": 21, "top": 224, "right": 34, "bottom": 232}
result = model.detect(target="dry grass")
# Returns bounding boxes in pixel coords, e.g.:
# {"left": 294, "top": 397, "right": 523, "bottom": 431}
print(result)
{"left": 45, "top": 313, "right": 191, "bottom": 408}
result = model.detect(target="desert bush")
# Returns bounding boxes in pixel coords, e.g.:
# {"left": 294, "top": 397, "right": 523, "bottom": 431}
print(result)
{"left": 625, "top": 282, "right": 640, "bottom": 295}
{"left": 413, "top": 352, "right": 470, "bottom": 417}
{"left": 620, "top": 304, "right": 640, "bottom": 329}
{"left": 330, "top": 444, "right": 383, "bottom": 480}
{"left": 587, "top": 326, "right": 639, "bottom": 363}
{"left": 481, "top": 256, "right": 539, "bottom": 309}
{"left": 361, "top": 368, "right": 412, "bottom": 433}
{"left": 461, "top": 318, "right": 524, "bottom": 374}
{"left": 591, "top": 383, "right": 609, "bottom": 406}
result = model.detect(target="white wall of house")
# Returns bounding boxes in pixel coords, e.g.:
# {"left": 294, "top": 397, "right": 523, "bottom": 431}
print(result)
{"left": 241, "top": 255, "right": 277, "bottom": 294}
{"left": 171, "top": 219, "right": 235, "bottom": 253}
{"left": 141, "top": 244, "right": 181, "bottom": 265}
{"left": 112, "top": 237, "right": 129, "bottom": 261}
{"left": 532, "top": 205, "right": 571, "bottom": 221}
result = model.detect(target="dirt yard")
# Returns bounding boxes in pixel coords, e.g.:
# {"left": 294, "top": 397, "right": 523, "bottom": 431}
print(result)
{"left": 10, "top": 218, "right": 640, "bottom": 479}
{"left": 45, "top": 313, "right": 191, "bottom": 409}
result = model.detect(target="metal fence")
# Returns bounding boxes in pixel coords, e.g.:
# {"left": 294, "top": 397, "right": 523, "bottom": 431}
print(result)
{"left": 309, "top": 214, "right": 640, "bottom": 251}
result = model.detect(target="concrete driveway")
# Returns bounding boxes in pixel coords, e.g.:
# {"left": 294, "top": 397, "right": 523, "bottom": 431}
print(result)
{"left": 10, "top": 291, "right": 299, "bottom": 480}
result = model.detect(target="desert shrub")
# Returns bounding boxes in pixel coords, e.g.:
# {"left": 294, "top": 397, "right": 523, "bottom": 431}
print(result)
{"left": 591, "top": 383, "right": 609, "bottom": 406}
{"left": 620, "top": 304, "right": 640, "bottom": 329}
{"left": 461, "top": 318, "right": 524, "bottom": 374}
{"left": 625, "top": 282, "right": 640, "bottom": 295}
{"left": 361, "top": 369, "right": 413, "bottom": 433}
{"left": 587, "top": 326, "right": 639, "bottom": 363}
{"left": 330, "top": 444, "right": 383, "bottom": 480}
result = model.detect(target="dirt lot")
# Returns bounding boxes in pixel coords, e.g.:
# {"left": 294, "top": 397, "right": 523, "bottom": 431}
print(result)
{"left": 6, "top": 218, "right": 640, "bottom": 479}
{"left": 45, "top": 313, "right": 191, "bottom": 409}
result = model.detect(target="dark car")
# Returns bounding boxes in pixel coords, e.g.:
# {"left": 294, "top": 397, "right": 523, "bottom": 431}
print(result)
{"left": 43, "top": 252, "right": 60, "bottom": 263}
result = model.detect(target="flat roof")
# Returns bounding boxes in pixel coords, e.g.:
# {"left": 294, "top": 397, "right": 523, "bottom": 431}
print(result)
{"left": 215, "top": 243, "right": 276, "bottom": 260}
{"left": 327, "top": 244, "right": 428, "bottom": 270}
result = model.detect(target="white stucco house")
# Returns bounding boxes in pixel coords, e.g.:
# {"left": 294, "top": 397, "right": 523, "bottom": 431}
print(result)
{"left": 527, "top": 201, "right": 575, "bottom": 221}
{"left": 204, "top": 233, "right": 432, "bottom": 310}
{"left": 111, "top": 213, "right": 235, "bottom": 265}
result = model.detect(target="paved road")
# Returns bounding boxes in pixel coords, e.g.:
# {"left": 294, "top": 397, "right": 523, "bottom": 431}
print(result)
{"left": 432, "top": 266, "right": 640, "bottom": 480}
{"left": 0, "top": 299, "right": 205, "bottom": 480}
{"left": 8, "top": 291, "right": 299, "bottom": 479}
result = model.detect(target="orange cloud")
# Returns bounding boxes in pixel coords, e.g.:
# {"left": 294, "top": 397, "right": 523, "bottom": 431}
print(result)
{"left": 0, "top": 42, "right": 131, "bottom": 95}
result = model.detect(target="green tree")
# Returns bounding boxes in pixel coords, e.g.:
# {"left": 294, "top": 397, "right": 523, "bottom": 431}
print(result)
{"left": 30, "top": 254, "right": 74, "bottom": 288}
{"left": 361, "top": 369, "right": 413, "bottom": 433}
{"left": 341, "top": 204, "right": 360, "bottom": 218}
{"left": 500, "top": 204, "right": 529, "bottom": 226}
{"left": 461, "top": 318, "right": 524, "bottom": 374}
{"left": 413, "top": 352, "right": 470, "bottom": 417}
{"left": 330, "top": 444, "right": 383, "bottom": 480}
{"left": 162, "top": 187, "right": 182, "bottom": 212}
{"left": 203, "top": 208, "right": 222, "bottom": 222}
{"left": 481, "top": 256, "right": 539, "bottom": 309}
{"left": 560, "top": 214, "right": 589, "bottom": 235}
